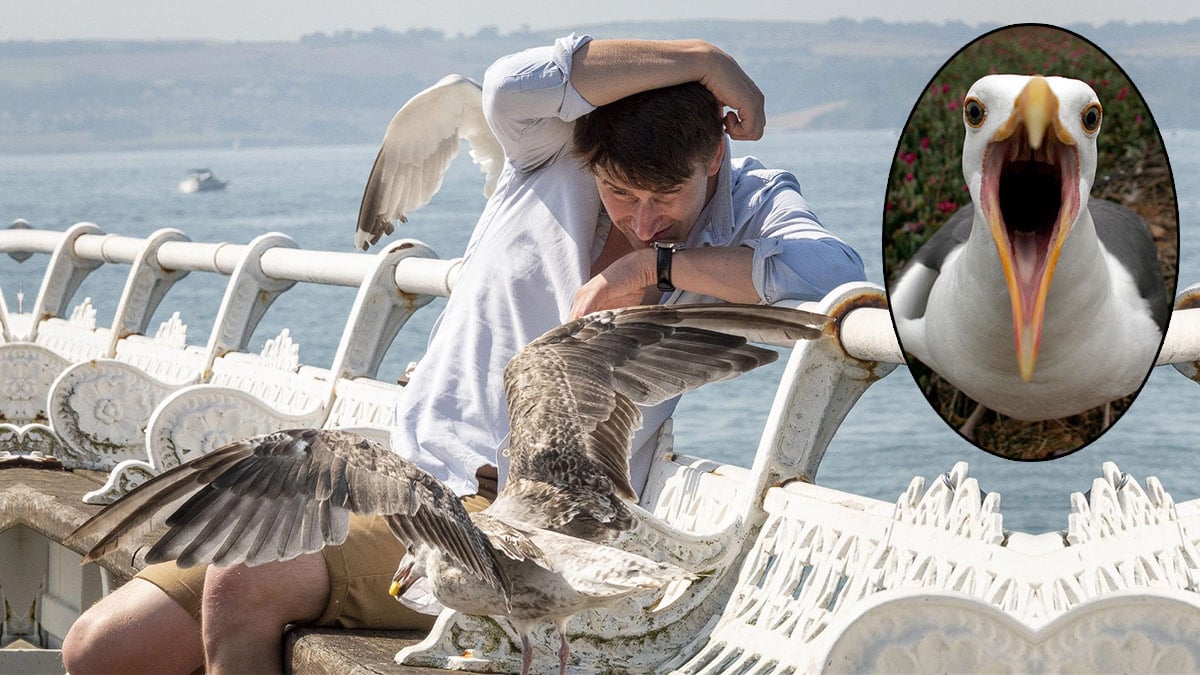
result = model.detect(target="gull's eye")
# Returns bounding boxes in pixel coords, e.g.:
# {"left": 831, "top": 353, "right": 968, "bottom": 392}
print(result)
{"left": 1081, "top": 103, "right": 1102, "bottom": 133}
{"left": 964, "top": 97, "right": 987, "bottom": 128}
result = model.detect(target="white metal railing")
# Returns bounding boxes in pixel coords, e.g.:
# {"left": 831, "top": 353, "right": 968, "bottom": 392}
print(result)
{"left": 1159, "top": 299, "right": 1200, "bottom": 367}
{"left": 0, "top": 225, "right": 463, "bottom": 297}
{"left": 7, "top": 224, "right": 1199, "bottom": 371}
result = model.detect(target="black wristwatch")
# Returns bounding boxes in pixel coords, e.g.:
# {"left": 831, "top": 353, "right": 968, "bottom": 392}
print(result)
{"left": 654, "top": 241, "right": 684, "bottom": 293}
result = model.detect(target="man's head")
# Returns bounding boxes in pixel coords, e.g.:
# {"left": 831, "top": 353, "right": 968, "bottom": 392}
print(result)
{"left": 574, "top": 82, "right": 725, "bottom": 245}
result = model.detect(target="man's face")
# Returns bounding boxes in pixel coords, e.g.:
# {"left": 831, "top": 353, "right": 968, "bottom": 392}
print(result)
{"left": 593, "top": 144, "right": 723, "bottom": 248}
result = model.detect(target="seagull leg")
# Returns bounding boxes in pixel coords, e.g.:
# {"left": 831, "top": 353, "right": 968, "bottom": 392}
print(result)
{"left": 555, "top": 617, "right": 571, "bottom": 674}
{"left": 520, "top": 632, "right": 533, "bottom": 675}
{"left": 557, "top": 630, "right": 569, "bottom": 675}
{"left": 960, "top": 401, "right": 988, "bottom": 441}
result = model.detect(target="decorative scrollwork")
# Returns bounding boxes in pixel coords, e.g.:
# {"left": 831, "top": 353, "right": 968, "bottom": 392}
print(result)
{"left": 67, "top": 371, "right": 155, "bottom": 447}
{"left": 0, "top": 423, "right": 67, "bottom": 458}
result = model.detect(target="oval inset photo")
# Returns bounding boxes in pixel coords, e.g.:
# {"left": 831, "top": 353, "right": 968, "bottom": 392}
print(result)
{"left": 884, "top": 24, "right": 1178, "bottom": 461}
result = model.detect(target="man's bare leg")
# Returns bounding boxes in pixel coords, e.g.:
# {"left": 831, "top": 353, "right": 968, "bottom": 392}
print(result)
{"left": 201, "top": 552, "right": 329, "bottom": 674}
{"left": 62, "top": 578, "right": 203, "bottom": 675}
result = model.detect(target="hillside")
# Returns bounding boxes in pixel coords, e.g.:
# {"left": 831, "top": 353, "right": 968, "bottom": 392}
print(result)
{"left": 2, "top": 19, "right": 1198, "bottom": 153}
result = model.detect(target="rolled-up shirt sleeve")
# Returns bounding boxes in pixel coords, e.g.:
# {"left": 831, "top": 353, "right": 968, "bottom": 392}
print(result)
{"left": 482, "top": 33, "right": 596, "bottom": 172}
{"left": 740, "top": 189, "right": 866, "bottom": 303}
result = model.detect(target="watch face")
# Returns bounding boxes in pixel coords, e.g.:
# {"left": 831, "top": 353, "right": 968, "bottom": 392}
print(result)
{"left": 656, "top": 242, "right": 677, "bottom": 292}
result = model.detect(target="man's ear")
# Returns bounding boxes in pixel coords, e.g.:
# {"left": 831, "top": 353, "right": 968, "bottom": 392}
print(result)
{"left": 707, "top": 140, "right": 725, "bottom": 177}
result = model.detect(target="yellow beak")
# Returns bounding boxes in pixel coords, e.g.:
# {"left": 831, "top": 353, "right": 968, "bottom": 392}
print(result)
{"left": 986, "top": 76, "right": 1077, "bottom": 382}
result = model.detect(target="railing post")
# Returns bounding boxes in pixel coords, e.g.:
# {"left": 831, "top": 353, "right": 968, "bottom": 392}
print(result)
{"left": 28, "top": 222, "right": 103, "bottom": 341}
{"left": 746, "top": 282, "right": 898, "bottom": 507}
{"left": 329, "top": 239, "right": 439, "bottom": 382}
{"left": 203, "top": 233, "right": 298, "bottom": 368}
{"left": 106, "top": 228, "right": 192, "bottom": 354}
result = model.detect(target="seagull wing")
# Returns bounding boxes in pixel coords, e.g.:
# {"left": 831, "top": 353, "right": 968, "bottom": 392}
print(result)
{"left": 1089, "top": 199, "right": 1169, "bottom": 330}
{"left": 503, "top": 303, "right": 831, "bottom": 502}
{"left": 355, "top": 74, "right": 504, "bottom": 251}
{"left": 888, "top": 204, "right": 972, "bottom": 361}
{"left": 66, "top": 428, "right": 510, "bottom": 594}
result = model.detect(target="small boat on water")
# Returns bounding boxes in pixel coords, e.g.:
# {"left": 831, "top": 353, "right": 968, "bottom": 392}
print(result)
{"left": 178, "top": 168, "right": 228, "bottom": 193}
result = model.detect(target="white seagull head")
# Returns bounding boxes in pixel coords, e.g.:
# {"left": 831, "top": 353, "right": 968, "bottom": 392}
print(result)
{"left": 961, "top": 74, "right": 1103, "bottom": 381}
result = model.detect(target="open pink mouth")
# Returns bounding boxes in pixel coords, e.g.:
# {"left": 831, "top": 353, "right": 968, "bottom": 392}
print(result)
{"left": 982, "top": 127, "right": 1081, "bottom": 304}
{"left": 979, "top": 110, "right": 1081, "bottom": 381}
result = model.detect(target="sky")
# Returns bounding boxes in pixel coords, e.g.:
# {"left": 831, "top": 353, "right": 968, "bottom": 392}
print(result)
{"left": 4, "top": 0, "right": 1200, "bottom": 42}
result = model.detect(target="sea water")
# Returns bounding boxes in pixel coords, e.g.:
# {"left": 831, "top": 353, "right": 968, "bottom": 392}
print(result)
{"left": 1, "top": 128, "right": 1197, "bottom": 534}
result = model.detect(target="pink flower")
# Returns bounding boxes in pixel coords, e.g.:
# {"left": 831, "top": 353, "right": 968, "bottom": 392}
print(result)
{"left": 948, "top": 100, "right": 959, "bottom": 111}
{"left": 901, "top": 151, "right": 917, "bottom": 165}
{"left": 941, "top": 83, "right": 951, "bottom": 95}
{"left": 905, "top": 173, "right": 915, "bottom": 183}
{"left": 937, "top": 200, "right": 958, "bottom": 214}
{"left": 920, "top": 137, "right": 931, "bottom": 150}
{"left": 1135, "top": 114, "right": 1143, "bottom": 125}
{"left": 1116, "top": 86, "right": 1128, "bottom": 101}
{"left": 906, "top": 221, "right": 924, "bottom": 233}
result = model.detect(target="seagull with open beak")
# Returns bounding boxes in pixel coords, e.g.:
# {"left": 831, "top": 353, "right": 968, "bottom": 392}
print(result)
{"left": 891, "top": 74, "right": 1167, "bottom": 423}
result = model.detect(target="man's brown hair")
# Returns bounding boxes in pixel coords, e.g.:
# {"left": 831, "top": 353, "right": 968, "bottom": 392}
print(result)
{"left": 573, "top": 82, "right": 723, "bottom": 192}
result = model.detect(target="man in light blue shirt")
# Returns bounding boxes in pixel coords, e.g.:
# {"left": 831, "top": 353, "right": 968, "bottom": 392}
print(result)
{"left": 63, "top": 34, "right": 865, "bottom": 674}
{"left": 392, "top": 33, "right": 864, "bottom": 502}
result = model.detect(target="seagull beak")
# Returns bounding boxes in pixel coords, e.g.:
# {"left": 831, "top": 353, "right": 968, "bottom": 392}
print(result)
{"left": 982, "top": 76, "right": 1082, "bottom": 382}
{"left": 389, "top": 559, "right": 416, "bottom": 598}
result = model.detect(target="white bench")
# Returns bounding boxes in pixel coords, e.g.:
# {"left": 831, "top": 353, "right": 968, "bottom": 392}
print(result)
{"left": 86, "top": 239, "right": 441, "bottom": 503}
{"left": 49, "top": 232, "right": 300, "bottom": 490}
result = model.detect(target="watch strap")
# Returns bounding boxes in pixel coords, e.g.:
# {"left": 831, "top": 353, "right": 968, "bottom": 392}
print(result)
{"left": 655, "top": 242, "right": 682, "bottom": 293}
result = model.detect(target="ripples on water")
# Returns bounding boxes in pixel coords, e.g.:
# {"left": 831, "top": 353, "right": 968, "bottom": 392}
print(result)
{"left": 1, "top": 129, "right": 1196, "bottom": 534}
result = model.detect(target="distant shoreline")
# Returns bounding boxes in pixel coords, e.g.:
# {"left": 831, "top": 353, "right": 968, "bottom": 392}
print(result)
{"left": 9, "top": 127, "right": 1200, "bottom": 158}
{"left": 2, "top": 19, "right": 1198, "bottom": 154}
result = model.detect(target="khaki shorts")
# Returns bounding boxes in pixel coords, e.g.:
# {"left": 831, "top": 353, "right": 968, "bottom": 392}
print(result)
{"left": 136, "top": 493, "right": 492, "bottom": 630}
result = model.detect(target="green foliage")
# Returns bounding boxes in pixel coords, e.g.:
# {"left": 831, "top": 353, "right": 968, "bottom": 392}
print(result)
{"left": 883, "top": 25, "right": 1157, "bottom": 283}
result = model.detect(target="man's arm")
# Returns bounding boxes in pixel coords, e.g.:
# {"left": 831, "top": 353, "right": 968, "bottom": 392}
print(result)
{"left": 570, "top": 39, "right": 765, "bottom": 141}
{"left": 569, "top": 246, "right": 758, "bottom": 320}
{"left": 482, "top": 35, "right": 597, "bottom": 171}
{"left": 482, "top": 36, "right": 762, "bottom": 171}
{"left": 568, "top": 187, "right": 866, "bottom": 320}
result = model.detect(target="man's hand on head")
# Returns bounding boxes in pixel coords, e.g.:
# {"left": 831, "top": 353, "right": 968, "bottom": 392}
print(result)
{"left": 569, "top": 39, "right": 765, "bottom": 141}
{"left": 699, "top": 47, "right": 765, "bottom": 141}
{"left": 569, "top": 248, "right": 656, "bottom": 320}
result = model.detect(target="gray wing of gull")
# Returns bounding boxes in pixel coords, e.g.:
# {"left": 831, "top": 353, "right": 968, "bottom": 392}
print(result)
{"left": 1090, "top": 199, "right": 1169, "bottom": 330}
{"left": 906, "top": 204, "right": 973, "bottom": 278}
{"left": 888, "top": 205, "right": 971, "bottom": 363}
{"left": 890, "top": 204, "right": 972, "bottom": 321}
{"left": 66, "top": 428, "right": 509, "bottom": 594}
{"left": 501, "top": 303, "right": 831, "bottom": 511}
{"left": 355, "top": 74, "right": 503, "bottom": 251}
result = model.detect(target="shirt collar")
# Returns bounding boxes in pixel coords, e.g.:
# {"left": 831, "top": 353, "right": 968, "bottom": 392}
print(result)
{"left": 685, "top": 137, "right": 735, "bottom": 248}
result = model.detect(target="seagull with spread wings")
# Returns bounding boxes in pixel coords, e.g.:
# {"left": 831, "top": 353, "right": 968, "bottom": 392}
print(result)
{"left": 68, "top": 303, "right": 830, "bottom": 674}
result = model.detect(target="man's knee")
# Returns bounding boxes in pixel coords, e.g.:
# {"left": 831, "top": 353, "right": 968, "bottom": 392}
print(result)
{"left": 203, "top": 555, "right": 329, "bottom": 631}
{"left": 63, "top": 578, "right": 202, "bottom": 675}
{"left": 61, "top": 606, "right": 108, "bottom": 673}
